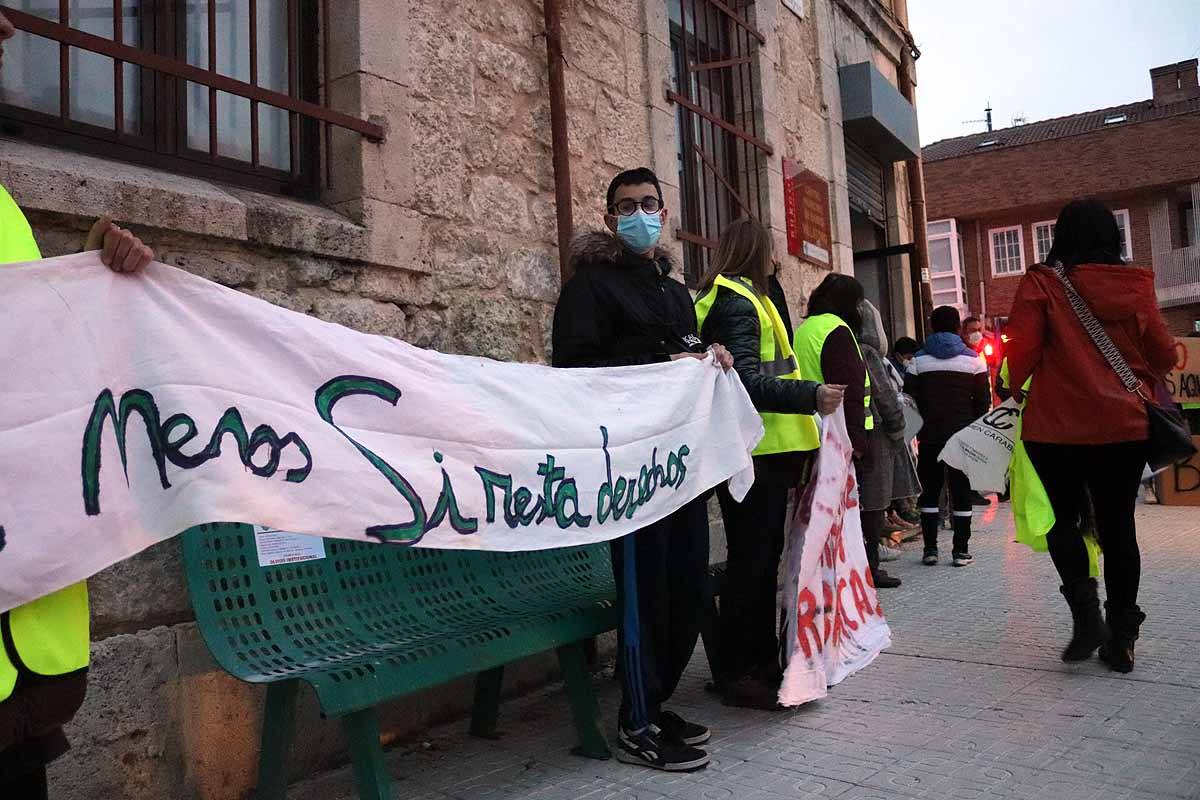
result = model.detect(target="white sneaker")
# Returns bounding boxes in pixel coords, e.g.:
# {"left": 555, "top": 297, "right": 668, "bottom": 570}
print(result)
{"left": 880, "top": 544, "right": 901, "bottom": 562}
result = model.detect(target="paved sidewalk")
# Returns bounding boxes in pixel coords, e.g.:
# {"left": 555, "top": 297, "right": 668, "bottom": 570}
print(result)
{"left": 297, "top": 501, "right": 1200, "bottom": 800}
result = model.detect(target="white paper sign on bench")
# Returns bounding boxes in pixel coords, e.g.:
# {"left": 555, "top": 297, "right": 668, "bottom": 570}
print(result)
{"left": 0, "top": 253, "right": 763, "bottom": 612}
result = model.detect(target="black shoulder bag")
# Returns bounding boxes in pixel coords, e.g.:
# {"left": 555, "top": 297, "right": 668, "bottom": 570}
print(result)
{"left": 1049, "top": 262, "right": 1197, "bottom": 472}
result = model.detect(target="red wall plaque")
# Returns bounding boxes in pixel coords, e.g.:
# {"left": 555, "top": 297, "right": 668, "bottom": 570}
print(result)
{"left": 783, "top": 159, "right": 832, "bottom": 267}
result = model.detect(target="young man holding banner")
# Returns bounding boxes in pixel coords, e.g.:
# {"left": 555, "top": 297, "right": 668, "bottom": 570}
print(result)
{"left": 552, "top": 167, "right": 731, "bottom": 772}
{"left": 0, "top": 13, "right": 157, "bottom": 797}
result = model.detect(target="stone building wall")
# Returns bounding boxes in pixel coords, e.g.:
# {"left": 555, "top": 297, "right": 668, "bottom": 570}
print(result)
{"left": 0, "top": 1, "right": 915, "bottom": 797}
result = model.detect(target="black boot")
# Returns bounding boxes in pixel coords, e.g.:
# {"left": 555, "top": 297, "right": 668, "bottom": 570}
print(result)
{"left": 1099, "top": 604, "right": 1146, "bottom": 673}
{"left": 1059, "top": 578, "right": 1109, "bottom": 662}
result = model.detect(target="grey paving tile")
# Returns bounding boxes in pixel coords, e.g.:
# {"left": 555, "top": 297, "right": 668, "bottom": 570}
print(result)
{"left": 286, "top": 503, "right": 1200, "bottom": 800}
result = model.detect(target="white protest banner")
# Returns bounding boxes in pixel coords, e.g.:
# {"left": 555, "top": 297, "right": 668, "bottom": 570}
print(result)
{"left": 938, "top": 400, "right": 1022, "bottom": 493}
{"left": 0, "top": 253, "right": 764, "bottom": 613}
{"left": 778, "top": 408, "right": 891, "bottom": 707}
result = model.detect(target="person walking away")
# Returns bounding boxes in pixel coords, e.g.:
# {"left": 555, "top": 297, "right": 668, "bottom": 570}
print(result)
{"left": 793, "top": 275, "right": 885, "bottom": 577}
{"left": 693, "top": 218, "right": 845, "bottom": 709}
{"left": 904, "top": 305, "right": 990, "bottom": 567}
{"left": 1006, "top": 199, "right": 1176, "bottom": 673}
{"left": 552, "top": 167, "right": 733, "bottom": 772}
{"left": 0, "top": 13, "right": 158, "bottom": 800}
{"left": 851, "top": 299, "right": 909, "bottom": 587}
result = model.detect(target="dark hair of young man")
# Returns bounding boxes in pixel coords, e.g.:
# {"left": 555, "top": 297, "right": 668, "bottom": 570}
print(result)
{"left": 806, "top": 273, "right": 864, "bottom": 334}
{"left": 931, "top": 305, "right": 962, "bottom": 334}
{"left": 606, "top": 167, "right": 664, "bottom": 212}
{"left": 961, "top": 316, "right": 981, "bottom": 329}
{"left": 893, "top": 336, "right": 919, "bottom": 356}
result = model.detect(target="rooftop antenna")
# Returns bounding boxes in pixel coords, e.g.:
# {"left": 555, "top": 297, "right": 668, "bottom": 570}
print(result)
{"left": 1011, "top": 114, "right": 1028, "bottom": 126}
{"left": 962, "top": 102, "right": 994, "bottom": 132}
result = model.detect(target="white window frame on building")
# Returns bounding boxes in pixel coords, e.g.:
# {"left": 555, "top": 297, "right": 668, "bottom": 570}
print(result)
{"left": 1114, "top": 208, "right": 1133, "bottom": 261}
{"left": 989, "top": 225, "right": 1026, "bottom": 277}
{"left": 927, "top": 219, "right": 968, "bottom": 313}
{"left": 1033, "top": 220, "right": 1056, "bottom": 264}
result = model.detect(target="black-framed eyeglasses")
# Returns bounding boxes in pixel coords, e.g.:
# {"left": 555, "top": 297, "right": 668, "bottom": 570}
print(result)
{"left": 609, "top": 196, "right": 663, "bottom": 217}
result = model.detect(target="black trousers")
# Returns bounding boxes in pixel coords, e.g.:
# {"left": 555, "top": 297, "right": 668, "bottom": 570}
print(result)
{"left": 1024, "top": 441, "right": 1147, "bottom": 611}
{"left": 715, "top": 480, "right": 788, "bottom": 683}
{"left": 0, "top": 767, "right": 47, "bottom": 800}
{"left": 610, "top": 497, "right": 709, "bottom": 730}
{"left": 917, "top": 439, "right": 973, "bottom": 552}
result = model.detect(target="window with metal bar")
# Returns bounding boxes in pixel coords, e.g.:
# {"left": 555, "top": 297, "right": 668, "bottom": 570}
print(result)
{"left": 668, "top": 0, "right": 769, "bottom": 286}
{"left": 0, "top": 2, "right": 344, "bottom": 197}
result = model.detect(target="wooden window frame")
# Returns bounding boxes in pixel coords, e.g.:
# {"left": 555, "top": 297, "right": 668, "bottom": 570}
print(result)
{"left": 0, "top": 4, "right": 381, "bottom": 198}
{"left": 1113, "top": 208, "right": 1133, "bottom": 261}
{"left": 1033, "top": 220, "right": 1055, "bottom": 264}
{"left": 927, "top": 218, "right": 967, "bottom": 313}
{"left": 668, "top": 0, "right": 769, "bottom": 286}
{"left": 988, "top": 224, "right": 1026, "bottom": 278}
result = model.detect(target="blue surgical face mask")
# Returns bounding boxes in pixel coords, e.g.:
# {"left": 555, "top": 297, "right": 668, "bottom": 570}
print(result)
{"left": 616, "top": 210, "right": 662, "bottom": 253}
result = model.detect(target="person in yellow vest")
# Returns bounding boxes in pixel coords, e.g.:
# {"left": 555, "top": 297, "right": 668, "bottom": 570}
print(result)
{"left": 793, "top": 275, "right": 888, "bottom": 577}
{"left": 694, "top": 218, "right": 844, "bottom": 710}
{"left": 1, "top": 17, "right": 155, "bottom": 795}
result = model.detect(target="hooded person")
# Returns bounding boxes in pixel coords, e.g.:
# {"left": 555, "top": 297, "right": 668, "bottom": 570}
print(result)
{"left": 552, "top": 167, "right": 734, "bottom": 773}
{"left": 853, "top": 299, "right": 910, "bottom": 589}
{"left": 1006, "top": 198, "right": 1177, "bottom": 673}
{"left": 904, "top": 306, "right": 991, "bottom": 567}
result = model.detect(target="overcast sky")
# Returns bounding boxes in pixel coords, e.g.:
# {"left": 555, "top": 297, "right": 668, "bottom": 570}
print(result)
{"left": 908, "top": 0, "right": 1200, "bottom": 145}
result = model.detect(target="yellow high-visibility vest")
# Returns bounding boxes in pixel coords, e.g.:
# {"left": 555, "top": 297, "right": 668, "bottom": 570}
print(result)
{"left": 695, "top": 275, "right": 821, "bottom": 454}
{"left": 793, "top": 313, "right": 874, "bottom": 431}
{"left": 0, "top": 183, "right": 90, "bottom": 702}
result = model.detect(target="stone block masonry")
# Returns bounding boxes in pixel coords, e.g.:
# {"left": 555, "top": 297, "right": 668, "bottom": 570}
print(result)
{"left": 2, "top": 1, "right": 919, "bottom": 797}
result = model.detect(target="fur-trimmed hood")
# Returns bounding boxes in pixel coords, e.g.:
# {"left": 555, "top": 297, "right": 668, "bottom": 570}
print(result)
{"left": 568, "top": 230, "right": 678, "bottom": 276}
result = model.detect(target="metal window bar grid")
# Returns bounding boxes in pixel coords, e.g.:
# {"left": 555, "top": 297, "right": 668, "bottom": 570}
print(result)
{"left": 1, "top": 3, "right": 381, "bottom": 193}
{"left": 669, "top": 0, "right": 769, "bottom": 285}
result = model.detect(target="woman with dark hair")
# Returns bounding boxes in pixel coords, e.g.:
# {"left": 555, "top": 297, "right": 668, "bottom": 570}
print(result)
{"left": 695, "top": 218, "right": 845, "bottom": 708}
{"left": 792, "top": 275, "right": 898, "bottom": 588}
{"left": 1006, "top": 198, "right": 1177, "bottom": 673}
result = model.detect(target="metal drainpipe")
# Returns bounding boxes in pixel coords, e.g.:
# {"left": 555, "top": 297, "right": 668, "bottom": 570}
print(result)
{"left": 893, "top": 0, "right": 932, "bottom": 339}
{"left": 543, "top": 0, "right": 575, "bottom": 283}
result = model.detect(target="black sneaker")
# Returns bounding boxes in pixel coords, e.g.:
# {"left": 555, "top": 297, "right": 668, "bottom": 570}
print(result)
{"left": 872, "top": 568, "right": 902, "bottom": 588}
{"left": 657, "top": 710, "right": 711, "bottom": 745}
{"left": 952, "top": 551, "right": 975, "bottom": 567}
{"left": 616, "top": 726, "right": 710, "bottom": 772}
{"left": 922, "top": 549, "right": 939, "bottom": 566}
{"left": 971, "top": 491, "right": 991, "bottom": 507}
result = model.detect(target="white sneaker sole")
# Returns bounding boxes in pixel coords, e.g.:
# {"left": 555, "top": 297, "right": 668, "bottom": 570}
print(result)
{"left": 615, "top": 747, "right": 711, "bottom": 772}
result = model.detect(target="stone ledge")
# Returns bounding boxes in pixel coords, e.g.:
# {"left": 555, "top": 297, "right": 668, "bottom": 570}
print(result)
{"left": 0, "top": 136, "right": 426, "bottom": 273}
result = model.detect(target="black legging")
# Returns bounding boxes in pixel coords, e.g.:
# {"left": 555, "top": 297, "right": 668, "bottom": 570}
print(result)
{"left": 716, "top": 480, "right": 787, "bottom": 682}
{"left": 1024, "top": 440, "right": 1147, "bottom": 611}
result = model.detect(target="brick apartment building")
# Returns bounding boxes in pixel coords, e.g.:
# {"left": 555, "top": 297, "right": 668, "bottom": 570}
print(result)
{"left": 922, "top": 58, "right": 1200, "bottom": 339}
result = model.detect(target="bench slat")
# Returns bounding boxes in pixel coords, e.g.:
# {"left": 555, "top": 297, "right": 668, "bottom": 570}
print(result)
{"left": 182, "top": 523, "right": 617, "bottom": 717}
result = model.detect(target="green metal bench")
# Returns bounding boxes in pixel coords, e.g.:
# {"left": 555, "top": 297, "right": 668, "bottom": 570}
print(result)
{"left": 181, "top": 522, "right": 618, "bottom": 800}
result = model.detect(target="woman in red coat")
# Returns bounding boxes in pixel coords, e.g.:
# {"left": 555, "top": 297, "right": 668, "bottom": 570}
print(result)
{"left": 1006, "top": 199, "right": 1176, "bottom": 674}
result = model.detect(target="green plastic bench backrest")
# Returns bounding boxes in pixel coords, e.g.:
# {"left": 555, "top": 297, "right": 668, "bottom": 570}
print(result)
{"left": 181, "top": 523, "right": 616, "bottom": 690}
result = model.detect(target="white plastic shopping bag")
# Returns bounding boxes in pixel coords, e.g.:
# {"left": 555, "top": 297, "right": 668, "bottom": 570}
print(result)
{"left": 938, "top": 400, "right": 1022, "bottom": 493}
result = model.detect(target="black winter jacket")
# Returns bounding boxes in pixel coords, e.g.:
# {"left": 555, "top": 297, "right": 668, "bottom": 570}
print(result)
{"left": 697, "top": 283, "right": 819, "bottom": 414}
{"left": 552, "top": 231, "right": 704, "bottom": 368}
